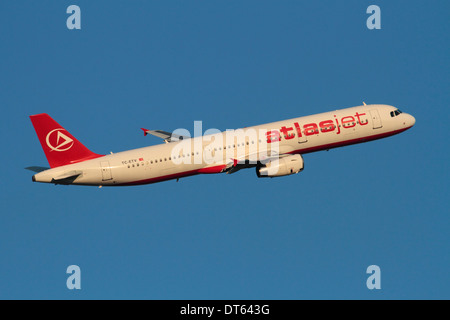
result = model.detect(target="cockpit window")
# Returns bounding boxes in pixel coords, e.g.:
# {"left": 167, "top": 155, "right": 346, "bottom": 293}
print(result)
{"left": 391, "top": 109, "right": 403, "bottom": 117}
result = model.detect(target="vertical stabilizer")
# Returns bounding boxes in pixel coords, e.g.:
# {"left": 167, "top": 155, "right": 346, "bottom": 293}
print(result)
{"left": 30, "top": 113, "right": 103, "bottom": 168}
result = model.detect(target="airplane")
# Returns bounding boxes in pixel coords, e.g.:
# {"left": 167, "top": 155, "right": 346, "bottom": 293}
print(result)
{"left": 27, "top": 104, "right": 415, "bottom": 187}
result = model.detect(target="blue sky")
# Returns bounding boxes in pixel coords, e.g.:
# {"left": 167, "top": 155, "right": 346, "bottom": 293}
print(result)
{"left": 0, "top": 1, "right": 448, "bottom": 299}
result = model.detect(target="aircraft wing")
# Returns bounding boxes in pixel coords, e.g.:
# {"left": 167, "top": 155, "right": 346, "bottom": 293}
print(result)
{"left": 141, "top": 128, "right": 188, "bottom": 143}
{"left": 225, "top": 146, "right": 294, "bottom": 174}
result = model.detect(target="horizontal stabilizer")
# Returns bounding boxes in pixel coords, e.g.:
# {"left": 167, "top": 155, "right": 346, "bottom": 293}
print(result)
{"left": 25, "top": 166, "right": 50, "bottom": 173}
{"left": 51, "top": 170, "right": 83, "bottom": 185}
{"left": 54, "top": 170, "right": 83, "bottom": 180}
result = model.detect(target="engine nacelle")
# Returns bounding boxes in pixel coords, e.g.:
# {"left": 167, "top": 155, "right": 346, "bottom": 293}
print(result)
{"left": 256, "top": 154, "right": 304, "bottom": 178}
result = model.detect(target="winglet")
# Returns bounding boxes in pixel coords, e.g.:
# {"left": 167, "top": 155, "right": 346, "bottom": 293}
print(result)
{"left": 141, "top": 129, "right": 188, "bottom": 143}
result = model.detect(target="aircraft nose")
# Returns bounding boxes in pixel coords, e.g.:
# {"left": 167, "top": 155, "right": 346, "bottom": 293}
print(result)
{"left": 401, "top": 113, "right": 415, "bottom": 129}
{"left": 408, "top": 114, "right": 416, "bottom": 127}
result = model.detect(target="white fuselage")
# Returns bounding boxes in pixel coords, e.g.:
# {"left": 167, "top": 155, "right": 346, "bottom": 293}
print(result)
{"left": 33, "top": 104, "right": 415, "bottom": 186}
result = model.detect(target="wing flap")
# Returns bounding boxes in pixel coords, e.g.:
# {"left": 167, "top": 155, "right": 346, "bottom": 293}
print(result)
{"left": 225, "top": 146, "right": 296, "bottom": 174}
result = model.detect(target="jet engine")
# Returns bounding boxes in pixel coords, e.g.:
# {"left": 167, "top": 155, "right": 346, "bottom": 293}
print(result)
{"left": 256, "top": 154, "right": 304, "bottom": 178}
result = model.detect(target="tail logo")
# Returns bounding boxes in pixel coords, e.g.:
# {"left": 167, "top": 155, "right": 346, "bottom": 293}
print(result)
{"left": 46, "top": 128, "right": 74, "bottom": 152}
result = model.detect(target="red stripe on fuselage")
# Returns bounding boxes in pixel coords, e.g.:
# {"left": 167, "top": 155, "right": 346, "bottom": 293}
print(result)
{"left": 116, "top": 169, "right": 199, "bottom": 186}
{"left": 115, "top": 165, "right": 227, "bottom": 186}
{"left": 115, "top": 126, "right": 412, "bottom": 186}
{"left": 290, "top": 126, "right": 411, "bottom": 155}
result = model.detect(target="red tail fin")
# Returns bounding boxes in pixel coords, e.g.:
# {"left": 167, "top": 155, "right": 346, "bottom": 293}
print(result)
{"left": 30, "top": 113, "right": 103, "bottom": 168}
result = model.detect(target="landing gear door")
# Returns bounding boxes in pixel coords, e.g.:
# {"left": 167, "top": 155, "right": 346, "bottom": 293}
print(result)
{"left": 369, "top": 109, "right": 383, "bottom": 129}
{"left": 100, "top": 161, "right": 112, "bottom": 181}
